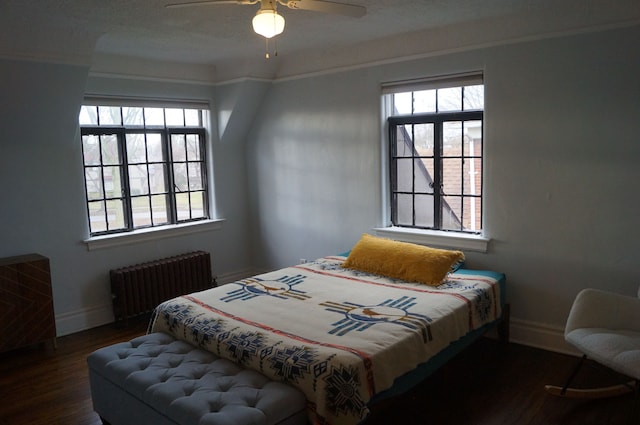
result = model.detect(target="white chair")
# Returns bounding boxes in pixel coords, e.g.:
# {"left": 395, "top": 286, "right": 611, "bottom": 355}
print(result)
{"left": 545, "top": 288, "right": 640, "bottom": 398}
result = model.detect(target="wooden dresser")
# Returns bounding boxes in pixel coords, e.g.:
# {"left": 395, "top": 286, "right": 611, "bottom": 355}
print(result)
{"left": 0, "top": 254, "right": 56, "bottom": 352}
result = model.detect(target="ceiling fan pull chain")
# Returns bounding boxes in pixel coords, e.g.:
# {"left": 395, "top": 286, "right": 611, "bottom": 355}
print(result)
{"left": 264, "top": 37, "right": 278, "bottom": 59}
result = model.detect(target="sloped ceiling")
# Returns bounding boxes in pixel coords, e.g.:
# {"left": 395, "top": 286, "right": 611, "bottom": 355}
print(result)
{"left": 1, "top": 0, "right": 639, "bottom": 82}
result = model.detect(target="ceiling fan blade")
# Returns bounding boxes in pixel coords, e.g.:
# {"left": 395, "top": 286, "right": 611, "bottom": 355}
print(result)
{"left": 166, "top": 0, "right": 257, "bottom": 8}
{"left": 281, "top": 0, "right": 366, "bottom": 17}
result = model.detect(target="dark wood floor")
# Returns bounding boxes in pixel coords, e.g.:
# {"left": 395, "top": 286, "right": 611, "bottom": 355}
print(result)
{"left": 0, "top": 318, "right": 637, "bottom": 425}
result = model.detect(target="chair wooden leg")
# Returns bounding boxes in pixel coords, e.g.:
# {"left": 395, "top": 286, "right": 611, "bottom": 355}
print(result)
{"left": 545, "top": 355, "right": 637, "bottom": 399}
{"left": 545, "top": 382, "right": 637, "bottom": 399}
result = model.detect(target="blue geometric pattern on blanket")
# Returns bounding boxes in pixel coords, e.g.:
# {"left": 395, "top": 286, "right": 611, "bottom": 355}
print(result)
{"left": 159, "top": 303, "right": 194, "bottom": 331}
{"left": 224, "top": 331, "right": 265, "bottom": 365}
{"left": 269, "top": 345, "right": 318, "bottom": 384}
{"left": 186, "top": 316, "right": 226, "bottom": 346}
{"left": 438, "top": 280, "right": 494, "bottom": 322}
{"left": 221, "top": 274, "right": 311, "bottom": 302}
{"left": 474, "top": 288, "right": 493, "bottom": 322}
{"left": 321, "top": 296, "right": 433, "bottom": 341}
{"left": 323, "top": 364, "right": 367, "bottom": 418}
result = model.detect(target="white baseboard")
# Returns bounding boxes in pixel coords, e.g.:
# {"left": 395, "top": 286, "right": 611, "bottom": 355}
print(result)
{"left": 55, "top": 269, "right": 256, "bottom": 336}
{"left": 509, "top": 317, "right": 580, "bottom": 357}
{"left": 55, "top": 304, "right": 114, "bottom": 337}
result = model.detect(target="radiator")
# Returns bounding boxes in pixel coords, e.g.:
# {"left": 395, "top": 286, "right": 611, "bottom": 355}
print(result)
{"left": 110, "top": 251, "right": 215, "bottom": 324}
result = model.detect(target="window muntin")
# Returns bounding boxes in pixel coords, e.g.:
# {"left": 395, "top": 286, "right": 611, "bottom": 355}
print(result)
{"left": 79, "top": 104, "right": 209, "bottom": 236}
{"left": 387, "top": 82, "right": 484, "bottom": 234}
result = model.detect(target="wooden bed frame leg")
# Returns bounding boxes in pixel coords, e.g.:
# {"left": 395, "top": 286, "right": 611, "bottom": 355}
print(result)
{"left": 497, "top": 303, "right": 510, "bottom": 343}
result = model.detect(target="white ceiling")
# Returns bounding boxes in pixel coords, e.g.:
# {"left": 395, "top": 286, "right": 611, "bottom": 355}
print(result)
{"left": 2, "top": 0, "right": 639, "bottom": 82}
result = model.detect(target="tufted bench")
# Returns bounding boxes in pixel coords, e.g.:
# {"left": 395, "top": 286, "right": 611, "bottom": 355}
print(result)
{"left": 88, "top": 332, "right": 307, "bottom": 425}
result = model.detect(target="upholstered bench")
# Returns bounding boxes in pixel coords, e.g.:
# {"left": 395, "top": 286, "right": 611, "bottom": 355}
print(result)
{"left": 88, "top": 332, "right": 307, "bottom": 425}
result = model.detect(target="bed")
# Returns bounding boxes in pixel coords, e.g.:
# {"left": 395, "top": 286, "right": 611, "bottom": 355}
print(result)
{"left": 148, "top": 237, "right": 507, "bottom": 425}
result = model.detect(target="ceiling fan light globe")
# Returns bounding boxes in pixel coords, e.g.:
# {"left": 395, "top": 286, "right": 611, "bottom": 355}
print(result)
{"left": 252, "top": 9, "right": 285, "bottom": 38}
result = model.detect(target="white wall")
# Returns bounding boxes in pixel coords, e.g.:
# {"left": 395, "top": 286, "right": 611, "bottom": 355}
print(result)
{"left": 2, "top": 24, "right": 639, "bottom": 353}
{"left": 0, "top": 61, "right": 264, "bottom": 335}
{"left": 246, "top": 25, "right": 640, "bottom": 353}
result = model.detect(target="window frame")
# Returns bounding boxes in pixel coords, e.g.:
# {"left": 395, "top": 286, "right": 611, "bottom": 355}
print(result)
{"left": 379, "top": 73, "right": 490, "bottom": 252}
{"left": 388, "top": 109, "right": 483, "bottom": 233}
{"left": 79, "top": 102, "right": 211, "bottom": 238}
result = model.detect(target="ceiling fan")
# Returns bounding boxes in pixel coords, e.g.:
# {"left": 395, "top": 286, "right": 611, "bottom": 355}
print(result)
{"left": 166, "top": 0, "right": 366, "bottom": 39}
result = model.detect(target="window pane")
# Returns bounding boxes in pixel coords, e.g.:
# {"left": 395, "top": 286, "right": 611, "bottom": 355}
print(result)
{"left": 128, "top": 164, "right": 149, "bottom": 196}
{"left": 171, "top": 135, "right": 187, "bottom": 161}
{"left": 176, "top": 192, "right": 190, "bottom": 220}
{"left": 184, "top": 109, "right": 200, "bottom": 126}
{"left": 103, "top": 166, "right": 122, "bottom": 198}
{"left": 122, "top": 107, "right": 144, "bottom": 125}
{"left": 151, "top": 194, "right": 169, "bottom": 225}
{"left": 186, "top": 135, "right": 201, "bottom": 161}
{"left": 101, "top": 134, "right": 120, "bottom": 165}
{"left": 173, "top": 163, "right": 188, "bottom": 191}
{"left": 413, "top": 90, "right": 436, "bottom": 113}
{"left": 393, "top": 92, "right": 412, "bottom": 115}
{"left": 131, "top": 196, "right": 151, "bottom": 227}
{"left": 190, "top": 191, "right": 205, "bottom": 219}
{"left": 463, "top": 85, "right": 484, "bottom": 110}
{"left": 464, "top": 120, "right": 482, "bottom": 156}
{"left": 466, "top": 197, "right": 482, "bottom": 232}
{"left": 442, "top": 158, "right": 462, "bottom": 195}
{"left": 126, "top": 133, "right": 146, "bottom": 163}
{"left": 146, "top": 133, "right": 164, "bottom": 162}
{"left": 165, "top": 108, "right": 184, "bottom": 126}
{"left": 463, "top": 157, "right": 482, "bottom": 196}
{"left": 82, "top": 135, "right": 100, "bottom": 166}
{"left": 442, "top": 195, "right": 462, "bottom": 231}
{"left": 395, "top": 125, "right": 414, "bottom": 157}
{"left": 88, "top": 201, "right": 106, "bottom": 233}
{"left": 106, "top": 199, "right": 126, "bottom": 230}
{"left": 144, "top": 108, "right": 164, "bottom": 126}
{"left": 437, "top": 87, "right": 462, "bottom": 112}
{"left": 415, "top": 194, "right": 434, "bottom": 228}
{"left": 396, "top": 158, "right": 413, "bottom": 192}
{"left": 413, "top": 123, "right": 434, "bottom": 156}
{"left": 395, "top": 193, "right": 413, "bottom": 226}
{"left": 188, "top": 163, "right": 203, "bottom": 190}
{"left": 443, "top": 121, "right": 462, "bottom": 157}
{"left": 148, "top": 164, "right": 167, "bottom": 194}
{"left": 79, "top": 106, "right": 98, "bottom": 125}
{"left": 85, "top": 168, "right": 103, "bottom": 200}
{"left": 98, "top": 106, "right": 121, "bottom": 125}
{"left": 414, "top": 158, "right": 434, "bottom": 193}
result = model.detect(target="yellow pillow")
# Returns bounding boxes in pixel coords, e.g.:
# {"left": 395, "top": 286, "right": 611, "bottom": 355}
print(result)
{"left": 342, "top": 234, "right": 465, "bottom": 286}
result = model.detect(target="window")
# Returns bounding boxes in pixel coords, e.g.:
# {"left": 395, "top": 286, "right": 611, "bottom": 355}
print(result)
{"left": 79, "top": 103, "right": 209, "bottom": 236}
{"left": 384, "top": 74, "right": 484, "bottom": 234}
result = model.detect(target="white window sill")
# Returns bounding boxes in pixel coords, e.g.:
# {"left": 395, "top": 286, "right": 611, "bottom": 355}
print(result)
{"left": 83, "top": 219, "right": 225, "bottom": 251}
{"left": 373, "top": 227, "right": 489, "bottom": 253}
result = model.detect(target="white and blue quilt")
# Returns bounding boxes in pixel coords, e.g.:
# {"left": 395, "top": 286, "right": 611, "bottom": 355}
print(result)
{"left": 149, "top": 256, "right": 502, "bottom": 425}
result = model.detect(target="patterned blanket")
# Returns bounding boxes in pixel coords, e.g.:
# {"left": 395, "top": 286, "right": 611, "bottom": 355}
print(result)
{"left": 149, "top": 256, "right": 501, "bottom": 425}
